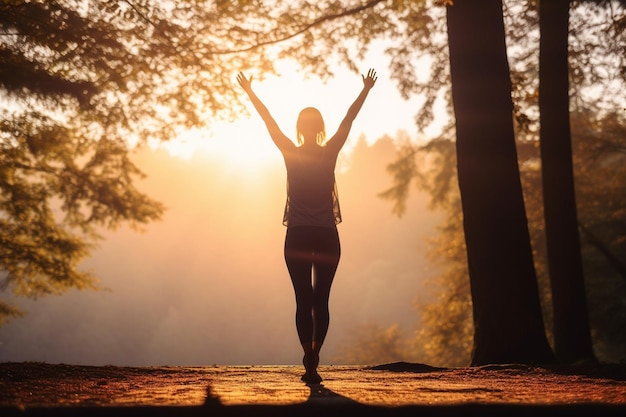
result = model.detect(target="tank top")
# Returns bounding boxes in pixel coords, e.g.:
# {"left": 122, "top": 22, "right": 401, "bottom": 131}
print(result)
{"left": 281, "top": 145, "right": 342, "bottom": 228}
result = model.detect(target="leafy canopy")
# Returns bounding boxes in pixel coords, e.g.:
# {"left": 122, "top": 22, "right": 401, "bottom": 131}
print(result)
{"left": 0, "top": 0, "right": 417, "bottom": 323}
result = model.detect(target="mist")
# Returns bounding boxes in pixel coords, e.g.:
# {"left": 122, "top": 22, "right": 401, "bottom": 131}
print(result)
{"left": 0, "top": 136, "right": 440, "bottom": 366}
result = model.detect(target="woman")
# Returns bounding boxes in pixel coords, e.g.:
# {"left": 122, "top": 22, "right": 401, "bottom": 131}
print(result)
{"left": 237, "top": 69, "right": 377, "bottom": 384}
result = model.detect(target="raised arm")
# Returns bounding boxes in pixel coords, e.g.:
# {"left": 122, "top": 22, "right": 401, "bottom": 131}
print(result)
{"left": 327, "top": 68, "right": 377, "bottom": 152}
{"left": 236, "top": 72, "right": 294, "bottom": 152}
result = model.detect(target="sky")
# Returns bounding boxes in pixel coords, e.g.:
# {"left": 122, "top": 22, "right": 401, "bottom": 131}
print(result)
{"left": 0, "top": 50, "right": 447, "bottom": 366}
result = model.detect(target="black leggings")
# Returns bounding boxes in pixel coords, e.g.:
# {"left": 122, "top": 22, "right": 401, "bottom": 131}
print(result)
{"left": 284, "top": 226, "right": 341, "bottom": 345}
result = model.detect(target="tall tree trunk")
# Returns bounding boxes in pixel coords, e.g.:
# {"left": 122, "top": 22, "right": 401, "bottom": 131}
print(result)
{"left": 538, "top": 0, "right": 595, "bottom": 363}
{"left": 446, "top": 0, "right": 555, "bottom": 365}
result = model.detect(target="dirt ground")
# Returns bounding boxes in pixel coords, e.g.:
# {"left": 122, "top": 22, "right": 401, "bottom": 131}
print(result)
{"left": 1, "top": 361, "right": 626, "bottom": 416}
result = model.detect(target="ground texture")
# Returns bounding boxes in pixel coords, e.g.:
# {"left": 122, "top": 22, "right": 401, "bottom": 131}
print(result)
{"left": 1, "top": 362, "right": 626, "bottom": 416}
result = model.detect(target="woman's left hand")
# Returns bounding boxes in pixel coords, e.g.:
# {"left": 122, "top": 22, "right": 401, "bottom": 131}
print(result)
{"left": 362, "top": 68, "right": 377, "bottom": 90}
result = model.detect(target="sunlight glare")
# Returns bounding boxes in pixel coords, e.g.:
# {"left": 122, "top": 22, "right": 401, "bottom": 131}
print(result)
{"left": 158, "top": 49, "right": 434, "bottom": 168}
{"left": 159, "top": 120, "right": 282, "bottom": 173}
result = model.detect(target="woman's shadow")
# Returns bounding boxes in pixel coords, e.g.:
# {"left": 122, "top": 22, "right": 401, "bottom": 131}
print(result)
{"left": 304, "top": 383, "right": 361, "bottom": 406}
{"left": 203, "top": 382, "right": 361, "bottom": 408}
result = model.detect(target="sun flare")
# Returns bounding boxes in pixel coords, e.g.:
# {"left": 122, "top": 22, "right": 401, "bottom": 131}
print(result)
{"left": 159, "top": 119, "right": 283, "bottom": 174}
{"left": 157, "top": 56, "right": 423, "bottom": 170}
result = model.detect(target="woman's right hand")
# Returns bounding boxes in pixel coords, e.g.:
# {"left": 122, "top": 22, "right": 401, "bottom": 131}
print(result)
{"left": 236, "top": 72, "right": 253, "bottom": 93}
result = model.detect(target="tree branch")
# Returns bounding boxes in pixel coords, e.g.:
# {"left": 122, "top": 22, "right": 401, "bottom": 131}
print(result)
{"left": 123, "top": 0, "right": 158, "bottom": 28}
{"left": 126, "top": 0, "right": 385, "bottom": 57}
{"left": 212, "top": 0, "right": 385, "bottom": 55}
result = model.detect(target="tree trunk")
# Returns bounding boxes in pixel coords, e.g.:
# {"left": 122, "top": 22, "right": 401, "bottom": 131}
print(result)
{"left": 538, "top": 0, "right": 595, "bottom": 363}
{"left": 446, "top": 0, "right": 555, "bottom": 365}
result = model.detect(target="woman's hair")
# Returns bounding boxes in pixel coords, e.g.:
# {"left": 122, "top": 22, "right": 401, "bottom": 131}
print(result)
{"left": 296, "top": 107, "right": 326, "bottom": 146}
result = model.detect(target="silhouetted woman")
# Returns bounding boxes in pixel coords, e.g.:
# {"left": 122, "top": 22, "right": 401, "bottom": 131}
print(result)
{"left": 237, "top": 69, "right": 377, "bottom": 384}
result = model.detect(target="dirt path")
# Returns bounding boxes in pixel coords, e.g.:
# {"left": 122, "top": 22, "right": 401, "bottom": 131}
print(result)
{"left": 1, "top": 362, "right": 625, "bottom": 415}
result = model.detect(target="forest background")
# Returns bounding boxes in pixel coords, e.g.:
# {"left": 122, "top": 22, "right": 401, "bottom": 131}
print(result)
{"left": 0, "top": 0, "right": 625, "bottom": 367}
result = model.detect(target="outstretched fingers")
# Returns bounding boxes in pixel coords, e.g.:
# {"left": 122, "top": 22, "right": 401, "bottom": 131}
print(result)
{"left": 362, "top": 68, "right": 377, "bottom": 89}
{"left": 236, "top": 72, "right": 252, "bottom": 91}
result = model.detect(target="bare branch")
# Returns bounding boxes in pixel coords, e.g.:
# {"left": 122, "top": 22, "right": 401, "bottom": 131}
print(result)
{"left": 211, "top": 0, "right": 385, "bottom": 55}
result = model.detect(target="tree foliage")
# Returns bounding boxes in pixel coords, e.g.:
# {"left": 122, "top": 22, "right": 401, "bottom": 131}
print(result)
{"left": 0, "top": 0, "right": 425, "bottom": 323}
{"left": 1, "top": 0, "right": 181, "bottom": 321}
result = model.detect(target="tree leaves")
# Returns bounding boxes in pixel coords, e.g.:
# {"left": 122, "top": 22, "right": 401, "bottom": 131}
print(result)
{"left": 0, "top": 0, "right": 397, "bottom": 323}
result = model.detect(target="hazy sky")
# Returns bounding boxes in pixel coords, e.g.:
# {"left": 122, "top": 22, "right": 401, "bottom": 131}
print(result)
{"left": 0, "top": 57, "right": 445, "bottom": 366}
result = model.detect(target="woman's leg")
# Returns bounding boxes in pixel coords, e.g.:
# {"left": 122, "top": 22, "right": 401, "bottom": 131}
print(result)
{"left": 311, "top": 228, "right": 341, "bottom": 355}
{"left": 312, "top": 249, "right": 340, "bottom": 347}
{"left": 284, "top": 228, "right": 314, "bottom": 347}
{"left": 284, "top": 228, "right": 319, "bottom": 382}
